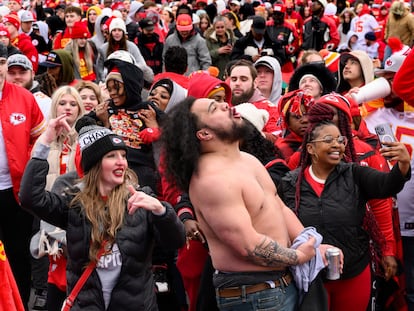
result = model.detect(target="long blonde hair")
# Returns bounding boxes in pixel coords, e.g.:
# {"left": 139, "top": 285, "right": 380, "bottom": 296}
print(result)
{"left": 72, "top": 164, "right": 138, "bottom": 262}
{"left": 65, "top": 39, "right": 95, "bottom": 75}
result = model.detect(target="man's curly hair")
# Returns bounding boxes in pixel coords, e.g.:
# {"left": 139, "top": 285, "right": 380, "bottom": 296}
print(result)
{"left": 161, "top": 97, "right": 201, "bottom": 192}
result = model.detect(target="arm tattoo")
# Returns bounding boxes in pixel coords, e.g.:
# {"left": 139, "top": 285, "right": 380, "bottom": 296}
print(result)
{"left": 245, "top": 238, "right": 298, "bottom": 268}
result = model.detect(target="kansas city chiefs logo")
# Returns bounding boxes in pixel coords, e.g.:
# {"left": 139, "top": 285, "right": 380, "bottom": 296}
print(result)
{"left": 10, "top": 113, "right": 26, "bottom": 125}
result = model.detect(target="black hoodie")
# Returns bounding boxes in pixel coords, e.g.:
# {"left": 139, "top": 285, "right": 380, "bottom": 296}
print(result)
{"left": 91, "top": 58, "right": 164, "bottom": 189}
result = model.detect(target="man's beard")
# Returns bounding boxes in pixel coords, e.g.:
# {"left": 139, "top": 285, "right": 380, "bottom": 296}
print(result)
{"left": 232, "top": 86, "right": 255, "bottom": 106}
{"left": 208, "top": 120, "right": 249, "bottom": 143}
{"left": 384, "top": 94, "right": 404, "bottom": 109}
{"left": 23, "top": 80, "right": 33, "bottom": 90}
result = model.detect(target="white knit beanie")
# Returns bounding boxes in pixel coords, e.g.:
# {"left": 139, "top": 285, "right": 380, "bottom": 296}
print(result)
{"left": 234, "top": 103, "right": 269, "bottom": 133}
{"left": 109, "top": 17, "right": 126, "bottom": 33}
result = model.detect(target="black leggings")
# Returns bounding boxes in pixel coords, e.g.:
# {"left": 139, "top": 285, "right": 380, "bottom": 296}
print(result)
{"left": 47, "top": 283, "right": 66, "bottom": 311}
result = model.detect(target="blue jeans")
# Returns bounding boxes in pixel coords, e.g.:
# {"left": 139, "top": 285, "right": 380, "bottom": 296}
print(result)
{"left": 215, "top": 282, "right": 298, "bottom": 311}
{"left": 402, "top": 236, "right": 414, "bottom": 311}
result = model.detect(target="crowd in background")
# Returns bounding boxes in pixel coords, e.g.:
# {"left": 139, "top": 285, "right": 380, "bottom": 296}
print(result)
{"left": 0, "top": 0, "right": 414, "bottom": 310}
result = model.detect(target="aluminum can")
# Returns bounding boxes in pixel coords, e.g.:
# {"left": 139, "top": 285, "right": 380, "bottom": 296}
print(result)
{"left": 326, "top": 247, "right": 340, "bottom": 280}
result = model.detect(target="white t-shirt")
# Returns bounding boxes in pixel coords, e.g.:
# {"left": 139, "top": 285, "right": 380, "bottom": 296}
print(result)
{"left": 96, "top": 243, "right": 122, "bottom": 309}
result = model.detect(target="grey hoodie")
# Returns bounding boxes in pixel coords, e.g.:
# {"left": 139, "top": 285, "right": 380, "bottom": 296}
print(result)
{"left": 254, "top": 56, "right": 283, "bottom": 106}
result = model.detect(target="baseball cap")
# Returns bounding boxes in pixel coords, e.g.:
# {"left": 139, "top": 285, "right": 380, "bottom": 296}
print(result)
{"left": 273, "top": 3, "right": 286, "bottom": 13}
{"left": 39, "top": 51, "right": 62, "bottom": 68}
{"left": 375, "top": 55, "right": 406, "bottom": 76}
{"left": 7, "top": 54, "right": 33, "bottom": 71}
{"left": 252, "top": 16, "right": 266, "bottom": 35}
{"left": 230, "top": 0, "right": 241, "bottom": 5}
{"left": 254, "top": 59, "right": 274, "bottom": 71}
{"left": 139, "top": 18, "right": 155, "bottom": 31}
{"left": 21, "top": 10, "right": 35, "bottom": 22}
{"left": 314, "top": 0, "right": 327, "bottom": 8}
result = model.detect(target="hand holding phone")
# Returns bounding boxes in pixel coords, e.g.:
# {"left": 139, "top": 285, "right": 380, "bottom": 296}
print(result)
{"left": 375, "top": 124, "right": 410, "bottom": 171}
{"left": 375, "top": 123, "right": 396, "bottom": 149}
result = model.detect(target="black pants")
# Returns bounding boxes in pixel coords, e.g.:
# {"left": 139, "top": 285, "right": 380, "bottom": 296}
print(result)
{"left": 0, "top": 188, "right": 33, "bottom": 309}
{"left": 47, "top": 283, "right": 66, "bottom": 311}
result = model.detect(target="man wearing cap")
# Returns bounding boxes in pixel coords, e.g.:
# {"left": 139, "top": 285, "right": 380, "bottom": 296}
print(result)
{"left": 7, "top": 54, "right": 52, "bottom": 119}
{"left": 3, "top": 13, "right": 39, "bottom": 73}
{"left": 137, "top": 18, "right": 164, "bottom": 75}
{"left": 0, "top": 42, "right": 46, "bottom": 310}
{"left": 367, "top": 53, "right": 414, "bottom": 310}
{"left": 231, "top": 15, "right": 285, "bottom": 65}
{"left": 20, "top": 10, "right": 35, "bottom": 35}
{"left": 35, "top": 49, "right": 75, "bottom": 96}
{"left": 364, "top": 31, "right": 382, "bottom": 61}
{"left": 163, "top": 13, "right": 211, "bottom": 76}
{"left": 302, "top": 0, "right": 339, "bottom": 51}
{"left": 229, "top": 0, "right": 242, "bottom": 21}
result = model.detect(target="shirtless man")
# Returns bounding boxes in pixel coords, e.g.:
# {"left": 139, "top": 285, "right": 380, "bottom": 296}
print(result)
{"left": 162, "top": 97, "right": 319, "bottom": 310}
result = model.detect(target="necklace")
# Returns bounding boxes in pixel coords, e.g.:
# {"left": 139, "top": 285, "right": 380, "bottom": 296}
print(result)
{"left": 309, "top": 165, "right": 326, "bottom": 184}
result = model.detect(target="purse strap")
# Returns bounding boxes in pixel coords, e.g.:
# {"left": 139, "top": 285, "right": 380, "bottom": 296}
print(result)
{"left": 62, "top": 242, "right": 107, "bottom": 310}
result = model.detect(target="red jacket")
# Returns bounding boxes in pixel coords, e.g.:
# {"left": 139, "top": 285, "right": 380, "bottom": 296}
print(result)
{"left": 0, "top": 240, "right": 24, "bottom": 311}
{"left": 353, "top": 137, "right": 395, "bottom": 257}
{"left": 52, "top": 28, "right": 72, "bottom": 49}
{"left": 394, "top": 48, "right": 414, "bottom": 107}
{"left": 0, "top": 82, "right": 45, "bottom": 200}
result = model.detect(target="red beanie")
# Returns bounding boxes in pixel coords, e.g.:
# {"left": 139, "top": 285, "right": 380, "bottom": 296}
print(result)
{"left": 316, "top": 93, "right": 353, "bottom": 122}
{"left": 388, "top": 37, "right": 403, "bottom": 52}
{"left": 70, "top": 21, "right": 91, "bottom": 39}
{"left": 3, "top": 13, "right": 20, "bottom": 30}
{"left": 0, "top": 25, "right": 10, "bottom": 39}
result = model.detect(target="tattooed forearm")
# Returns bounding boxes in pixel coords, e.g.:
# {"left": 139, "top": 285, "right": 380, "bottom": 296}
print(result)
{"left": 245, "top": 237, "right": 298, "bottom": 268}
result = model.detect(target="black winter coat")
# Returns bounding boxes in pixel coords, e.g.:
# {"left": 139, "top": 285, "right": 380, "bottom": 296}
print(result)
{"left": 20, "top": 158, "right": 186, "bottom": 311}
{"left": 279, "top": 162, "right": 410, "bottom": 279}
{"left": 230, "top": 31, "right": 286, "bottom": 65}
{"left": 137, "top": 32, "right": 164, "bottom": 75}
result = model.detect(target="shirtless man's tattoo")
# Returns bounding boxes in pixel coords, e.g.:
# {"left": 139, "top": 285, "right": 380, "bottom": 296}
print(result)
{"left": 246, "top": 238, "right": 298, "bottom": 268}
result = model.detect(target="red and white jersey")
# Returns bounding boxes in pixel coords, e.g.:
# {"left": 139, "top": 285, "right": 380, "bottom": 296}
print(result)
{"left": 350, "top": 14, "right": 380, "bottom": 46}
{"left": 365, "top": 108, "right": 414, "bottom": 237}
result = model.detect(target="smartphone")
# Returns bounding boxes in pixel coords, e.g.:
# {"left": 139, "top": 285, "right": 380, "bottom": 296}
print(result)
{"left": 375, "top": 123, "right": 397, "bottom": 149}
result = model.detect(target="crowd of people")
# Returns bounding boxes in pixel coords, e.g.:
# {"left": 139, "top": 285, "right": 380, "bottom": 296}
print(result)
{"left": 0, "top": 0, "right": 414, "bottom": 310}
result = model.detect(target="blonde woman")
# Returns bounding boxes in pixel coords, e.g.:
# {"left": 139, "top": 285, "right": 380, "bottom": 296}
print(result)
{"left": 65, "top": 21, "right": 102, "bottom": 82}
{"left": 31, "top": 85, "right": 85, "bottom": 311}
{"left": 75, "top": 80, "right": 104, "bottom": 113}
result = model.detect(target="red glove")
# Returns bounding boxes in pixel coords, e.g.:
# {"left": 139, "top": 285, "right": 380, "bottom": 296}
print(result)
{"left": 139, "top": 127, "right": 161, "bottom": 144}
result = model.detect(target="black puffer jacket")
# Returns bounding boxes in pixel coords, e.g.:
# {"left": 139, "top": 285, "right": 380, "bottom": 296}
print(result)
{"left": 279, "top": 162, "right": 410, "bottom": 279}
{"left": 20, "top": 158, "right": 186, "bottom": 311}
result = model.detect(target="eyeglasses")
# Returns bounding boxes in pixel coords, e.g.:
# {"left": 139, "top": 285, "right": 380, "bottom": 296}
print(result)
{"left": 310, "top": 135, "right": 348, "bottom": 146}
